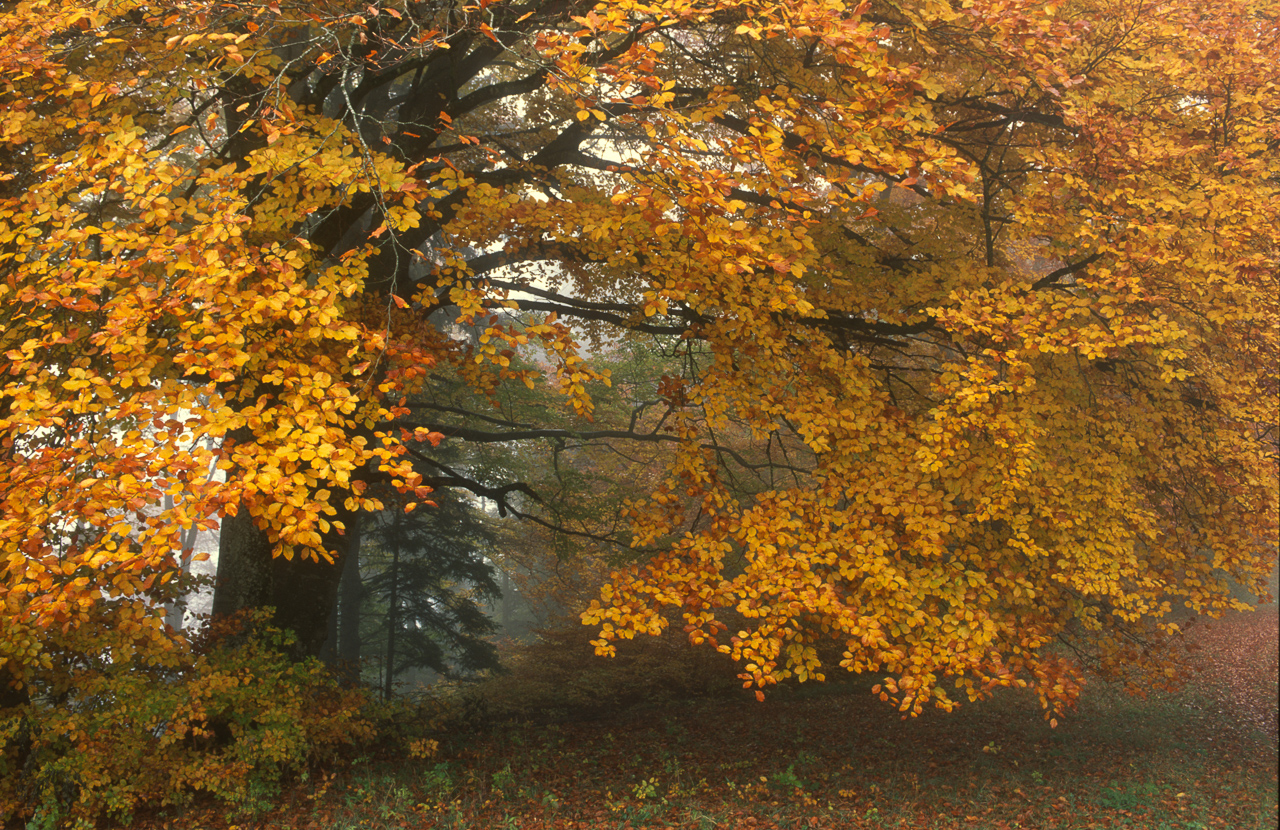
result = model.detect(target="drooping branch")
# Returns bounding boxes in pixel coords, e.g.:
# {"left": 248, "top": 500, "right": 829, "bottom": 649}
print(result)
{"left": 1030, "top": 252, "right": 1106, "bottom": 290}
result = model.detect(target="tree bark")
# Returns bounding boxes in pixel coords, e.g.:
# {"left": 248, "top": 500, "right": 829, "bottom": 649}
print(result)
{"left": 321, "top": 594, "right": 337, "bottom": 664}
{"left": 383, "top": 511, "right": 400, "bottom": 700}
{"left": 164, "top": 505, "right": 199, "bottom": 633}
{"left": 211, "top": 506, "right": 275, "bottom": 619}
{"left": 213, "top": 496, "right": 356, "bottom": 658}
{"left": 338, "top": 514, "right": 363, "bottom": 665}
{"left": 501, "top": 567, "right": 511, "bottom": 631}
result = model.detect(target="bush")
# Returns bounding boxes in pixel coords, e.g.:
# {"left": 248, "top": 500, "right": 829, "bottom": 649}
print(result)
{"left": 0, "top": 610, "right": 374, "bottom": 828}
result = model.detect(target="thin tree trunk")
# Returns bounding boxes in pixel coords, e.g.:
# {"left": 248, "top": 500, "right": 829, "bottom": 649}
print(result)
{"left": 501, "top": 567, "right": 511, "bottom": 631}
{"left": 165, "top": 439, "right": 217, "bottom": 632}
{"left": 164, "top": 495, "right": 199, "bottom": 632}
{"left": 321, "top": 593, "right": 338, "bottom": 664}
{"left": 338, "top": 514, "right": 363, "bottom": 665}
{"left": 384, "top": 512, "right": 400, "bottom": 700}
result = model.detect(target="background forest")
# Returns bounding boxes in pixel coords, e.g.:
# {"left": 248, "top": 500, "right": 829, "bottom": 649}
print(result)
{"left": 0, "top": 0, "right": 1276, "bottom": 827}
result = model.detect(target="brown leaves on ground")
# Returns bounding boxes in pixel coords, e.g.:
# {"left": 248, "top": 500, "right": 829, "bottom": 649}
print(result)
{"left": 1183, "top": 607, "right": 1280, "bottom": 748}
{"left": 127, "top": 611, "right": 1277, "bottom": 830}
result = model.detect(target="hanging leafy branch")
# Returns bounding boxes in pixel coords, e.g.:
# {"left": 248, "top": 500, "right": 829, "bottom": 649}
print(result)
{"left": 0, "top": 0, "right": 1275, "bottom": 736}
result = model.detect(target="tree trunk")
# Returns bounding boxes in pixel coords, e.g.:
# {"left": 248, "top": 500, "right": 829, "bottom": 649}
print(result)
{"left": 211, "top": 506, "right": 275, "bottom": 619}
{"left": 0, "top": 666, "right": 29, "bottom": 709}
{"left": 501, "top": 567, "right": 511, "bottom": 631}
{"left": 321, "top": 594, "right": 338, "bottom": 664}
{"left": 383, "top": 512, "right": 400, "bottom": 700}
{"left": 213, "top": 496, "right": 356, "bottom": 658}
{"left": 338, "top": 514, "right": 362, "bottom": 664}
{"left": 164, "top": 500, "right": 199, "bottom": 633}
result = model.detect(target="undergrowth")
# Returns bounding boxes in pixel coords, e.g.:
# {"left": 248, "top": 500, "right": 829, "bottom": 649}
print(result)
{"left": 127, "top": 610, "right": 1278, "bottom": 830}
{"left": 0, "top": 610, "right": 374, "bottom": 829}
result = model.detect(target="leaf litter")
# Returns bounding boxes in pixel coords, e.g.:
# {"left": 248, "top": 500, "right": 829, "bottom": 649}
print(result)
{"left": 134, "top": 609, "right": 1276, "bottom": 830}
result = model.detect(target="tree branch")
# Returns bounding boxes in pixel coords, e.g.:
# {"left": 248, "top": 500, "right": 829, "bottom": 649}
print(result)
{"left": 1031, "top": 252, "right": 1104, "bottom": 290}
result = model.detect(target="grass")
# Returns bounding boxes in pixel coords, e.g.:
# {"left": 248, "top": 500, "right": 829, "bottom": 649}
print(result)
{"left": 138, "top": 611, "right": 1277, "bottom": 830}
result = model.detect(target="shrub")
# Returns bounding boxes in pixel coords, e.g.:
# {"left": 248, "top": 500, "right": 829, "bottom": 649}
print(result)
{"left": 0, "top": 610, "right": 373, "bottom": 828}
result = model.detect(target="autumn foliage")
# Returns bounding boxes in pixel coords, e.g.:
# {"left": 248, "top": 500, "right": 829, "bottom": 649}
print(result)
{"left": 0, "top": 610, "right": 372, "bottom": 826}
{"left": 0, "top": 1, "right": 1277, "bottom": 820}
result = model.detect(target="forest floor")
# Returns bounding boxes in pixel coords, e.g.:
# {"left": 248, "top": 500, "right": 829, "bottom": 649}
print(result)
{"left": 151, "top": 610, "right": 1277, "bottom": 830}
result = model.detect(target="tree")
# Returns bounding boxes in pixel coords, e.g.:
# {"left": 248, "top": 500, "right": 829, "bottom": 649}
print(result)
{"left": 2, "top": 0, "right": 1276, "bottom": 722}
{"left": 358, "top": 488, "right": 501, "bottom": 697}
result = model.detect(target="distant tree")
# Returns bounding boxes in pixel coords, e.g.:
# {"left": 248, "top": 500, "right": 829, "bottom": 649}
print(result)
{"left": 359, "top": 489, "right": 501, "bottom": 697}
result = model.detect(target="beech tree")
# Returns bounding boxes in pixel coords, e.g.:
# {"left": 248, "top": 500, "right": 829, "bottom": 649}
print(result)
{"left": 2, "top": 0, "right": 1276, "bottom": 719}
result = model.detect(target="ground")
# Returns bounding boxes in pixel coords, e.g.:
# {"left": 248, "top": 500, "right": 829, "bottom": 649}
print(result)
{"left": 145, "top": 609, "right": 1277, "bottom": 830}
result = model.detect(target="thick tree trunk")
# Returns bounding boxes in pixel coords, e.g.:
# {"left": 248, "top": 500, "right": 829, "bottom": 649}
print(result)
{"left": 213, "top": 499, "right": 356, "bottom": 658}
{"left": 211, "top": 507, "right": 275, "bottom": 618}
